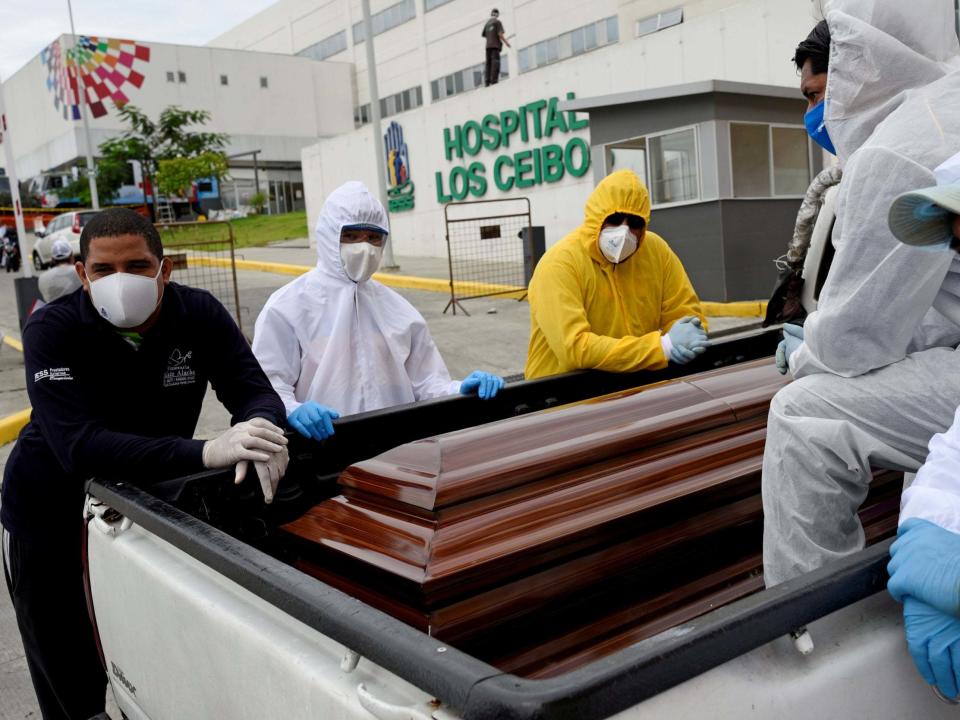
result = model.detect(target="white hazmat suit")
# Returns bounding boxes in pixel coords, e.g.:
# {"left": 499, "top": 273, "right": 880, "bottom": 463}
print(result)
{"left": 763, "top": 0, "right": 960, "bottom": 585}
{"left": 252, "top": 182, "right": 460, "bottom": 418}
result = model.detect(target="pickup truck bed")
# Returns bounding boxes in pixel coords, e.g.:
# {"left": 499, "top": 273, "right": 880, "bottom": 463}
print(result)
{"left": 83, "top": 329, "right": 952, "bottom": 719}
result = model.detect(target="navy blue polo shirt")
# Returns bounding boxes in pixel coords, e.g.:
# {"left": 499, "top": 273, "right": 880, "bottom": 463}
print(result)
{"left": 0, "top": 282, "right": 286, "bottom": 543}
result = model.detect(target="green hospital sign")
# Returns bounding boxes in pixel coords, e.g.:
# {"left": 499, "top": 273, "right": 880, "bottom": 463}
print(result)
{"left": 435, "top": 92, "right": 590, "bottom": 203}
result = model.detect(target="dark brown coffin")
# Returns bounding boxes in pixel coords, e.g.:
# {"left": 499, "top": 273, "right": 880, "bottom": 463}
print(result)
{"left": 280, "top": 359, "right": 901, "bottom": 676}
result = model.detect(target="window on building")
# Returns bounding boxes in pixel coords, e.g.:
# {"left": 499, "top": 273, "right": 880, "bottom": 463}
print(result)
{"left": 353, "top": 0, "right": 416, "bottom": 44}
{"left": 517, "top": 16, "right": 618, "bottom": 74}
{"left": 425, "top": 0, "right": 455, "bottom": 9}
{"left": 731, "top": 122, "right": 811, "bottom": 198}
{"left": 772, "top": 126, "right": 812, "bottom": 195}
{"left": 354, "top": 84, "right": 425, "bottom": 126}
{"left": 605, "top": 139, "right": 648, "bottom": 188}
{"left": 636, "top": 7, "right": 683, "bottom": 38}
{"left": 166, "top": 71, "right": 175, "bottom": 83}
{"left": 297, "top": 30, "right": 348, "bottom": 61}
{"left": 604, "top": 128, "right": 700, "bottom": 206}
{"left": 178, "top": 71, "right": 187, "bottom": 83}
{"left": 430, "top": 56, "right": 509, "bottom": 101}
{"left": 260, "top": 76, "right": 269, "bottom": 88}
{"left": 649, "top": 128, "right": 700, "bottom": 205}
{"left": 220, "top": 75, "right": 229, "bottom": 86}
{"left": 730, "top": 123, "right": 770, "bottom": 197}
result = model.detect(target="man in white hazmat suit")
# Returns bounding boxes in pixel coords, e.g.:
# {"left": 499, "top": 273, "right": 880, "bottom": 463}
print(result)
{"left": 762, "top": 0, "right": 960, "bottom": 586}
{"left": 253, "top": 181, "right": 505, "bottom": 441}
{"left": 884, "top": 161, "right": 960, "bottom": 699}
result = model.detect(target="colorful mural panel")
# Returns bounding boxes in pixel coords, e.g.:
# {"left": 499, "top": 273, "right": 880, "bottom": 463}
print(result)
{"left": 41, "top": 36, "right": 150, "bottom": 121}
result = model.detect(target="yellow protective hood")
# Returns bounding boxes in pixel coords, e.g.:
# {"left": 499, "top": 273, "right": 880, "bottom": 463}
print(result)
{"left": 579, "top": 170, "right": 652, "bottom": 263}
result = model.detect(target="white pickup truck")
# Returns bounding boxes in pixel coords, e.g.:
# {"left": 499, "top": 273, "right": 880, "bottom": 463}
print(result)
{"left": 82, "top": 185, "right": 958, "bottom": 719}
{"left": 82, "top": 332, "right": 955, "bottom": 720}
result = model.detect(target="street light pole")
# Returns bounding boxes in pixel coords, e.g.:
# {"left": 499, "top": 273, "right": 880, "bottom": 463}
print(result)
{"left": 360, "top": 0, "right": 398, "bottom": 269}
{"left": 66, "top": 0, "right": 100, "bottom": 209}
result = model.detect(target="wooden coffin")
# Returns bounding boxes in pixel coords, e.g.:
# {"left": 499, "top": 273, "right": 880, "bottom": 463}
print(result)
{"left": 280, "top": 359, "right": 901, "bottom": 676}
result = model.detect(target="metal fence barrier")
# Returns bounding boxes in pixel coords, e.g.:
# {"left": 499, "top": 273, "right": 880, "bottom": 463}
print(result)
{"left": 155, "top": 220, "right": 243, "bottom": 332}
{"left": 443, "top": 198, "right": 531, "bottom": 315}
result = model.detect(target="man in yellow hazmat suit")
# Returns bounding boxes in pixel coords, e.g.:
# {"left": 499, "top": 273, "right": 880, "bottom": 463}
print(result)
{"left": 525, "top": 170, "right": 706, "bottom": 379}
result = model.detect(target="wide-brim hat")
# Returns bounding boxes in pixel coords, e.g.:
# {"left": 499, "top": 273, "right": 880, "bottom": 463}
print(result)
{"left": 888, "top": 184, "right": 960, "bottom": 249}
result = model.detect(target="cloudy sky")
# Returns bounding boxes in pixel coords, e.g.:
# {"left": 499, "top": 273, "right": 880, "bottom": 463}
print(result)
{"left": 0, "top": 0, "right": 278, "bottom": 79}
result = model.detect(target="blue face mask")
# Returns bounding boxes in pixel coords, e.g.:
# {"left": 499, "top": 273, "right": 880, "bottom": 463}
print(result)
{"left": 804, "top": 100, "right": 836, "bottom": 155}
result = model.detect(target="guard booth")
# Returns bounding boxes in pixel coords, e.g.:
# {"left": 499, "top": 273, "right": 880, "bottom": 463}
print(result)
{"left": 561, "top": 80, "right": 823, "bottom": 302}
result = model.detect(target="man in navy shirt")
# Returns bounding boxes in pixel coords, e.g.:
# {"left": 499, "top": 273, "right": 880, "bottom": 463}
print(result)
{"left": 0, "top": 208, "right": 288, "bottom": 719}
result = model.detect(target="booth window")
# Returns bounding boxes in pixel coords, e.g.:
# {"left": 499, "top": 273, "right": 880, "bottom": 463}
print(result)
{"left": 605, "top": 139, "right": 648, "bottom": 188}
{"left": 605, "top": 127, "right": 700, "bottom": 207}
{"left": 731, "top": 122, "right": 811, "bottom": 197}
{"left": 649, "top": 128, "right": 700, "bottom": 205}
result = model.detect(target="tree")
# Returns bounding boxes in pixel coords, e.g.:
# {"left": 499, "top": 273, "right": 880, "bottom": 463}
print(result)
{"left": 70, "top": 105, "right": 229, "bottom": 215}
{"left": 157, "top": 152, "right": 229, "bottom": 198}
{"left": 62, "top": 156, "right": 131, "bottom": 207}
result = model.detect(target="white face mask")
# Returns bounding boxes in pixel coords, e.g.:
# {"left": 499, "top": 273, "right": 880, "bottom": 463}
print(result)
{"left": 88, "top": 266, "right": 163, "bottom": 329}
{"left": 340, "top": 242, "right": 383, "bottom": 283}
{"left": 598, "top": 224, "right": 639, "bottom": 264}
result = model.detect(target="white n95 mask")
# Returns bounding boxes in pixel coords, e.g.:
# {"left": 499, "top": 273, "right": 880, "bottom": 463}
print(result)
{"left": 89, "top": 266, "right": 162, "bottom": 328}
{"left": 598, "top": 224, "right": 638, "bottom": 264}
{"left": 340, "top": 242, "right": 383, "bottom": 283}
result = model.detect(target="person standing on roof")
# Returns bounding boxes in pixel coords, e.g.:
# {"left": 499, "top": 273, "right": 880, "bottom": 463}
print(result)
{"left": 482, "top": 8, "right": 510, "bottom": 86}
{"left": 524, "top": 169, "right": 707, "bottom": 380}
{"left": 38, "top": 238, "right": 82, "bottom": 302}
{"left": 252, "top": 181, "right": 504, "bottom": 443}
{"left": 761, "top": 1, "right": 960, "bottom": 589}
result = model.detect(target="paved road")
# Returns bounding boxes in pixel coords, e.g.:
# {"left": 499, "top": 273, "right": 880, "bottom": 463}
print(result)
{"left": 0, "top": 236, "right": 756, "bottom": 718}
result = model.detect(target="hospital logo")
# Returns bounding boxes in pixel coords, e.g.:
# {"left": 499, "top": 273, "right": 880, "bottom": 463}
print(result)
{"left": 385, "top": 121, "right": 415, "bottom": 212}
{"left": 163, "top": 348, "right": 196, "bottom": 387}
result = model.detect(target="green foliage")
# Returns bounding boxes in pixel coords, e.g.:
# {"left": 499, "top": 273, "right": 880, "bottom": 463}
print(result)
{"left": 248, "top": 191, "right": 268, "bottom": 214}
{"left": 93, "top": 105, "right": 229, "bottom": 204}
{"left": 157, "top": 152, "right": 230, "bottom": 197}
{"left": 63, "top": 156, "right": 130, "bottom": 206}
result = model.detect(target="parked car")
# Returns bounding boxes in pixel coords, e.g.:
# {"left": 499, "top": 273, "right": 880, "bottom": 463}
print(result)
{"left": 33, "top": 210, "right": 96, "bottom": 270}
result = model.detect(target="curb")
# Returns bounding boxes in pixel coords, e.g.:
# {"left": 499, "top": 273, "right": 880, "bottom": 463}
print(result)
{"left": 0, "top": 408, "right": 31, "bottom": 446}
{"left": 190, "top": 256, "right": 766, "bottom": 317}
{"left": 3, "top": 335, "right": 23, "bottom": 352}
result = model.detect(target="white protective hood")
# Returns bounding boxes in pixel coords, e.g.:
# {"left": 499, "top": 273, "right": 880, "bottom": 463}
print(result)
{"left": 792, "top": 0, "right": 960, "bottom": 378}
{"left": 252, "top": 181, "right": 460, "bottom": 416}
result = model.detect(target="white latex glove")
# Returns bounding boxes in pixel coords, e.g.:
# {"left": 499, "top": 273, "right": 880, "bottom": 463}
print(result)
{"left": 202, "top": 418, "right": 288, "bottom": 484}
{"left": 235, "top": 445, "right": 290, "bottom": 504}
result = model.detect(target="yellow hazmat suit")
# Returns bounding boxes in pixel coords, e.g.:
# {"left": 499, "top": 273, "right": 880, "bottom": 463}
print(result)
{"left": 525, "top": 170, "right": 704, "bottom": 379}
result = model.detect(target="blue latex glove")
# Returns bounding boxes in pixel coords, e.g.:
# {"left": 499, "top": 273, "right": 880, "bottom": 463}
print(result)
{"left": 775, "top": 323, "right": 804, "bottom": 375}
{"left": 666, "top": 316, "right": 707, "bottom": 364}
{"left": 287, "top": 401, "right": 340, "bottom": 441}
{"left": 903, "top": 598, "right": 960, "bottom": 699}
{"left": 460, "top": 371, "right": 505, "bottom": 400}
{"left": 889, "top": 519, "right": 960, "bottom": 616}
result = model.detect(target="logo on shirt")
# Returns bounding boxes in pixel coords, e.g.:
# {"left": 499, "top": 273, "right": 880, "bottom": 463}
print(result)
{"left": 163, "top": 348, "right": 196, "bottom": 388}
{"left": 33, "top": 367, "right": 73, "bottom": 383}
